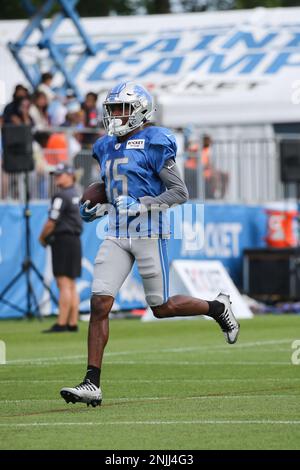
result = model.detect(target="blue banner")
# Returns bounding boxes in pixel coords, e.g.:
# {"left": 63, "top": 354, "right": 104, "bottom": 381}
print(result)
{"left": 0, "top": 202, "right": 267, "bottom": 318}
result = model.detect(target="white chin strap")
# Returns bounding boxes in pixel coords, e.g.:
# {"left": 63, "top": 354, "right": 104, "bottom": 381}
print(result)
{"left": 108, "top": 118, "right": 123, "bottom": 136}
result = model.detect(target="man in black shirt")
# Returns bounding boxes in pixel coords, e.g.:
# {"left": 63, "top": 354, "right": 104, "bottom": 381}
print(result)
{"left": 39, "top": 163, "right": 83, "bottom": 332}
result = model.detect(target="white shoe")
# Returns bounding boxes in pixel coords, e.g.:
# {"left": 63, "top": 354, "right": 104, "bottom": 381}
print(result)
{"left": 60, "top": 379, "right": 102, "bottom": 407}
{"left": 213, "top": 293, "right": 240, "bottom": 344}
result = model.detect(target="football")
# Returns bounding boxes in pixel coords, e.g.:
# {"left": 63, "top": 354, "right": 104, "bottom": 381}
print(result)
{"left": 81, "top": 182, "right": 108, "bottom": 208}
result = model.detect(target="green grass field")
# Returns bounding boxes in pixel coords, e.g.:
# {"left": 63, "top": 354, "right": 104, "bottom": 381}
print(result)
{"left": 0, "top": 315, "right": 299, "bottom": 450}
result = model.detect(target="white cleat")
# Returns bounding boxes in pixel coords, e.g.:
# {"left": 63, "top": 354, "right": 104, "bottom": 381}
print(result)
{"left": 60, "top": 379, "right": 102, "bottom": 407}
{"left": 213, "top": 293, "right": 240, "bottom": 344}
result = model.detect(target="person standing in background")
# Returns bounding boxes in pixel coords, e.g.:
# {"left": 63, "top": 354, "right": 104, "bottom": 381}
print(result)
{"left": 39, "top": 163, "right": 82, "bottom": 333}
{"left": 81, "top": 92, "right": 100, "bottom": 147}
{"left": 2, "top": 85, "right": 30, "bottom": 124}
{"left": 29, "top": 91, "right": 49, "bottom": 130}
{"left": 201, "top": 135, "right": 229, "bottom": 199}
{"left": 37, "top": 72, "right": 56, "bottom": 104}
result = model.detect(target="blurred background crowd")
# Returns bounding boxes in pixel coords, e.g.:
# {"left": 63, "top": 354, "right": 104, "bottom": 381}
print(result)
{"left": 0, "top": 73, "right": 230, "bottom": 203}
{"left": 0, "top": 73, "right": 105, "bottom": 199}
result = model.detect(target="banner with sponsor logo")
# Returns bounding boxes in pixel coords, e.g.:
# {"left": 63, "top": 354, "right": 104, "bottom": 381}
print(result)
{"left": 0, "top": 202, "right": 267, "bottom": 318}
{"left": 169, "top": 260, "right": 253, "bottom": 319}
{"left": 1, "top": 8, "right": 300, "bottom": 125}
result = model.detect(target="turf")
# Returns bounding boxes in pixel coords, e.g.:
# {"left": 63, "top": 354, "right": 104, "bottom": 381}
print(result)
{"left": 0, "top": 315, "right": 299, "bottom": 450}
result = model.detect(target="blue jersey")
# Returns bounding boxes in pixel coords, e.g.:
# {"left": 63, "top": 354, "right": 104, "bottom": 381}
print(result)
{"left": 92, "top": 126, "right": 177, "bottom": 238}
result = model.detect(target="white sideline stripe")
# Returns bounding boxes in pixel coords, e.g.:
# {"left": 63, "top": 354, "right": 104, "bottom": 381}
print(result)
{"left": 5, "top": 339, "right": 294, "bottom": 365}
{"left": 0, "top": 420, "right": 300, "bottom": 428}
{"left": 0, "top": 394, "right": 299, "bottom": 404}
{"left": 2, "top": 360, "right": 292, "bottom": 366}
{"left": 103, "top": 361, "right": 292, "bottom": 366}
{"left": 7, "top": 355, "right": 86, "bottom": 364}
{"left": 109, "top": 362, "right": 292, "bottom": 366}
{"left": 1, "top": 377, "right": 300, "bottom": 384}
{"left": 166, "top": 339, "right": 294, "bottom": 352}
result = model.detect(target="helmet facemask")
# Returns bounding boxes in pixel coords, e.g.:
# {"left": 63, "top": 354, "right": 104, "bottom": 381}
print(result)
{"left": 102, "top": 82, "right": 154, "bottom": 137}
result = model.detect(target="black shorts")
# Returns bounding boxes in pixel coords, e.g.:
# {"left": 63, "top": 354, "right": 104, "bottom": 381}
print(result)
{"left": 51, "top": 234, "right": 82, "bottom": 279}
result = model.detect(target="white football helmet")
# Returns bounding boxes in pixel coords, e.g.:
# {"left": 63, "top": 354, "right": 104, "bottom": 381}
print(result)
{"left": 103, "top": 81, "right": 154, "bottom": 137}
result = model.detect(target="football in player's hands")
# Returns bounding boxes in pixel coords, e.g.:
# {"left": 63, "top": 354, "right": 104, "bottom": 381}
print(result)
{"left": 81, "top": 182, "right": 108, "bottom": 208}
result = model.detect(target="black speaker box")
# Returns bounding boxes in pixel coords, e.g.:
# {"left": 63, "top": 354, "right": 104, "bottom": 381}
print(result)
{"left": 2, "top": 124, "right": 34, "bottom": 173}
{"left": 280, "top": 140, "right": 300, "bottom": 183}
{"left": 243, "top": 248, "right": 300, "bottom": 301}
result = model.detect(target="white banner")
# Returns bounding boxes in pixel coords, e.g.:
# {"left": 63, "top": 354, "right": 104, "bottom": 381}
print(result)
{"left": 170, "top": 260, "right": 253, "bottom": 319}
{"left": 1, "top": 7, "right": 300, "bottom": 125}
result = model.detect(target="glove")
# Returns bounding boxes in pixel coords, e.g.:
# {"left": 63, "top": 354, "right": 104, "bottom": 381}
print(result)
{"left": 79, "top": 200, "right": 109, "bottom": 223}
{"left": 115, "top": 195, "right": 146, "bottom": 216}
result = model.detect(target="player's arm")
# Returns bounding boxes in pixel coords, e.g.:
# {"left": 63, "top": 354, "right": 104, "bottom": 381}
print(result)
{"left": 116, "top": 160, "right": 188, "bottom": 214}
{"left": 39, "top": 219, "right": 56, "bottom": 247}
{"left": 39, "top": 195, "right": 64, "bottom": 246}
{"left": 139, "top": 159, "right": 189, "bottom": 208}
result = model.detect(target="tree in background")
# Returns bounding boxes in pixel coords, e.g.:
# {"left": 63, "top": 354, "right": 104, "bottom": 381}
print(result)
{"left": 0, "top": 0, "right": 299, "bottom": 19}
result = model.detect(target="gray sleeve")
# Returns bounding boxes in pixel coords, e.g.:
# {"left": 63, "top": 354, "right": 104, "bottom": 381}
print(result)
{"left": 139, "top": 159, "right": 189, "bottom": 208}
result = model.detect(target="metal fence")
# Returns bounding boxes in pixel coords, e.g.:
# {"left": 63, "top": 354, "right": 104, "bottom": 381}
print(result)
{"left": 206, "top": 138, "right": 283, "bottom": 203}
{"left": 176, "top": 136, "right": 287, "bottom": 203}
{"left": 0, "top": 127, "right": 287, "bottom": 204}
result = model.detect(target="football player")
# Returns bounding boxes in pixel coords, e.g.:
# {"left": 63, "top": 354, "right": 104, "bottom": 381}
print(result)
{"left": 60, "top": 82, "right": 239, "bottom": 407}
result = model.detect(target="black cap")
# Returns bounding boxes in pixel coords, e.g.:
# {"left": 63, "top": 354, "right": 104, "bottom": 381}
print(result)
{"left": 51, "top": 163, "right": 75, "bottom": 176}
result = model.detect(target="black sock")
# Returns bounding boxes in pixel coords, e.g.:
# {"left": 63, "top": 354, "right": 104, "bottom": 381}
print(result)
{"left": 85, "top": 365, "right": 101, "bottom": 388}
{"left": 207, "top": 300, "right": 224, "bottom": 317}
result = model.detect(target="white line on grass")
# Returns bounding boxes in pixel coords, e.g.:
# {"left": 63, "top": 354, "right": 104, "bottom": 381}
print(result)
{"left": 7, "top": 355, "right": 85, "bottom": 364}
{"left": 105, "top": 361, "right": 292, "bottom": 366}
{"left": 1, "top": 360, "right": 292, "bottom": 366}
{"left": 0, "top": 394, "right": 299, "bottom": 404}
{"left": 5, "top": 339, "right": 294, "bottom": 365}
{"left": 166, "top": 339, "right": 294, "bottom": 351}
{"left": 0, "top": 420, "right": 300, "bottom": 428}
{"left": 1, "top": 377, "right": 300, "bottom": 384}
{"left": 106, "top": 377, "right": 300, "bottom": 383}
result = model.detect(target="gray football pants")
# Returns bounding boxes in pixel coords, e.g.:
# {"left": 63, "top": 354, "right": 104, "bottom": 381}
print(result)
{"left": 92, "top": 237, "right": 169, "bottom": 306}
